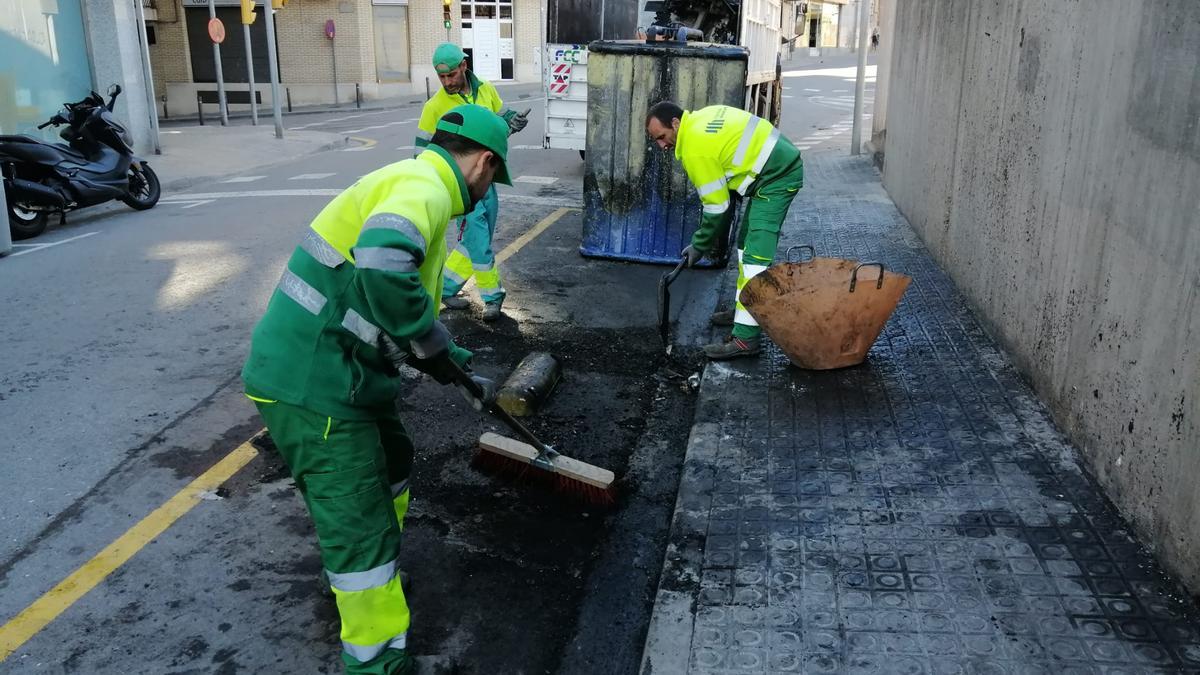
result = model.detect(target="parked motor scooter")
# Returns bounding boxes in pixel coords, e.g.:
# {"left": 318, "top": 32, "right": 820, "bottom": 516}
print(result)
{"left": 0, "top": 85, "right": 160, "bottom": 240}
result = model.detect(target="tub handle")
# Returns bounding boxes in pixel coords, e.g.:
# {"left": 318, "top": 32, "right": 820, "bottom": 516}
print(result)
{"left": 785, "top": 245, "right": 816, "bottom": 264}
{"left": 850, "top": 262, "right": 886, "bottom": 292}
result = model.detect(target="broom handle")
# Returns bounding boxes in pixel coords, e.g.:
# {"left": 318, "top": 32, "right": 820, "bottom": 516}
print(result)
{"left": 445, "top": 357, "right": 559, "bottom": 458}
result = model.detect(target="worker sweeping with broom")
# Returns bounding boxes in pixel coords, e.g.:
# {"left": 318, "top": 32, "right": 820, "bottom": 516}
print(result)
{"left": 242, "top": 104, "right": 510, "bottom": 675}
{"left": 646, "top": 101, "right": 805, "bottom": 360}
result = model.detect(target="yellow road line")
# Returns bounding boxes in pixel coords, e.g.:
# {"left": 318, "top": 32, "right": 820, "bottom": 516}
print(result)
{"left": 0, "top": 205, "right": 574, "bottom": 660}
{"left": 463, "top": 206, "right": 576, "bottom": 292}
{"left": 0, "top": 440, "right": 260, "bottom": 662}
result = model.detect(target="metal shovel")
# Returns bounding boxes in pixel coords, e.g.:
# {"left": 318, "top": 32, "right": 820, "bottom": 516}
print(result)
{"left": 657, "top": 255, "right": 687, "bottom": 350}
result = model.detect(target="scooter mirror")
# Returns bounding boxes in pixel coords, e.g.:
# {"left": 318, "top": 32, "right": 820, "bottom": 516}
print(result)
{"left": 108, "top": 84, "right": 122, "bottom": 96}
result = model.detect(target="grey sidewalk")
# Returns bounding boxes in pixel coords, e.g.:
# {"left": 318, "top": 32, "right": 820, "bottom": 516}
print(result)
{"left": 641, "top": 152, "right": 1200, "bottom": 674}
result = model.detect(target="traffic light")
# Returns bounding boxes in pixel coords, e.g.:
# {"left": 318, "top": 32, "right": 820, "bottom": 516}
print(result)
{"left": 442, "top": 0, "right": 452, "bottom": 29}
{"left": 240, "top": 0, "right": 256, "bottom": 24}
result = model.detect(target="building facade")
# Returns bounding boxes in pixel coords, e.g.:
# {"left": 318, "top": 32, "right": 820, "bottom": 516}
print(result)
{"left": 146, "top": 0, "right": 543, "bottom": 116}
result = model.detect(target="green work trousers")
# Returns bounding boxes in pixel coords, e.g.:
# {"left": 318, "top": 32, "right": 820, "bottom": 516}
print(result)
{"left": 254, "top": 399, "right": 414, "bottom": 675}
{"left": 732, "top": 141, "right": 805, "bottom": 339}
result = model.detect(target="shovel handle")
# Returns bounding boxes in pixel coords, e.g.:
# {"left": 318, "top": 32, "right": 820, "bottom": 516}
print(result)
{"left": 785, "top": 245, "right": 816, "bottom": 263}
{"left": 663, "top": 256, "right": 686, "bottom": 285}
{"left": 849, "top": 262, "right": 886, "bottom": 292}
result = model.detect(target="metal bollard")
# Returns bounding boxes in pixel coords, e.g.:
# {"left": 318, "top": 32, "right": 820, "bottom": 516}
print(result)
{"left": 425, "top": 77, "right": 430, "bottom": 101}
{"left": 197, "top": 92, "right": 204, "bottom": 126}
{"left": 161, "top": 94, "right": 169, "bottom": 120}
{"left": 355, "top": 83, "right": 361, "bottom": 109}
{"left": 286, "top": 87, "right": 292, "bottom": 113}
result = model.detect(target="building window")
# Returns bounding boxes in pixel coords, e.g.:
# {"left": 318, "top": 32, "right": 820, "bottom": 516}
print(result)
{"left": 372, "top": 4, "right": 411, "bottom": 83}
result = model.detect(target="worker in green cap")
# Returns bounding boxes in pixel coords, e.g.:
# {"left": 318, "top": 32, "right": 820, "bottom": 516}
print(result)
{"left": 243, "top": 104, "right": 512, "bottom": 675}
{"left": 417, "top": 42, "right": 529, "bottom": 322}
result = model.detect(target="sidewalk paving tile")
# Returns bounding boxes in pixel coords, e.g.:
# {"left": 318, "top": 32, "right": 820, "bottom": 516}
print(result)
{"left": 641, "top": 152, "right": 1200, "bottom": 675}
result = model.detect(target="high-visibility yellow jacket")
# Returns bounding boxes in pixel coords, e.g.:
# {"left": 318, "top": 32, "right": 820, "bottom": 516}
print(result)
{"left": 242, "top": 146, "right": 472, "bottom": 419}
{"left": 416, "top": 71, "right": 505, "bottom": 150}
{"left": 675, "top": 105, "right": 783, "bottom": 250}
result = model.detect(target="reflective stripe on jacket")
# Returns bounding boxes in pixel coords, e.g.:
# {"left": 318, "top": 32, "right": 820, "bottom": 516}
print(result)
{"left": 675, "top": 105, "right": 781, "bottom": 249}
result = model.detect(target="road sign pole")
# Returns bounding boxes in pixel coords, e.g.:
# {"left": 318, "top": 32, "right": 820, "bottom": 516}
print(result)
{"left": 851, "top": 0, "right": 871, "bottom": 156}
{"left": 208, "top": 0, "right": 229, "bottom": 126}
{"left": 244, "top": 23, "right": 258, "bottom": 125}
{"left": 263, "top": 0, "right": 284, "bottom": 138}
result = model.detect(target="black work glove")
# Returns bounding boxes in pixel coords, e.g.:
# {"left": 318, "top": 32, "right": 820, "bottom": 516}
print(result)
{"left": 681, "top": 244, "right": 707, "bottom": 268}
{"left": 403, "top": 321, "right": 470, "bottom": 385}
{"left": 505, "top": 108, "right": 530, "bottom": 134}
{"left": 456, "top": 373, "right": 497, "bottom": 411}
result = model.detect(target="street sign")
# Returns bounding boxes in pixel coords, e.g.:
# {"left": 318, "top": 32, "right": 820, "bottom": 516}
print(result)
{"left": 549, "top": 63, "right": 572, "bottom": 97}
{"left": 208, "top": 17, "right": 226, "bottom": 44}
{"left": 325, "top": 19, "right": 335, "bottom": 39}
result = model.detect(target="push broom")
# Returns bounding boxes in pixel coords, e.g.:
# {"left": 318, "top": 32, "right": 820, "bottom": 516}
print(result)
{"left": 446, "top": 358, "right": 616, "bottom": 507}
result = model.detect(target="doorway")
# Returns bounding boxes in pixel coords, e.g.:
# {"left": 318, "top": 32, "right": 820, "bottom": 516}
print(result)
{"left": 461, "top": 0, "right": 515, "bottom": 81}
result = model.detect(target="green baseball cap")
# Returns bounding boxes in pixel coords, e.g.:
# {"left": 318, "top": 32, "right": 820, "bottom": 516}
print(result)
{"left": 436, "top": 104, "right": 512, "bottom": 186}
{"left": 433, "top": 43, "right": 467, "bottom": 75}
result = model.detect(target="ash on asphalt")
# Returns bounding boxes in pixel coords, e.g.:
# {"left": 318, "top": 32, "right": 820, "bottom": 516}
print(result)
{"left": 242, "top": 300, "right": 705, "bottom": 673}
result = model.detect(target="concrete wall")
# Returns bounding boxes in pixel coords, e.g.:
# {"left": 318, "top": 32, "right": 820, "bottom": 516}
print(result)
{"left": 878, "top": 0, "right": 1200, "bottom": 590}
{"left": 83, "top": 0, "right": 157, "bottom": 154}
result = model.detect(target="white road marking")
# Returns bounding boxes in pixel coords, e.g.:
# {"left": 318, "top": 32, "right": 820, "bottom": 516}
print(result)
{"left": 178, "top": 199, "right": 215, "bottom": 209}
{"left": 221, "top": 175, "right": 266, "bottom": 183}
{"left": 804, "top": 88, "right": 819, "bottom": 92}
{"left": 396, "top": 145, "right": 416, "bottom": 151}
{"left": 341, "top": 119, "right": 418, "bottom": 134}
{"left": 162, "top": 189, "right": 342, "bottom": 200}
{"left": 8, "top": 231, "right": 100, "bottom": 257}
{"left": 162, "top": 189, "right": 580, "bottom": 208}
{"left": 288, "top": 109, "right": 405, "bottom": 130}
{"left": 513, "top": 175, "right": 558, "bottom": 185}
{"left": 289, "top": 173, "right": 336, "bottom": 181}
{"left": 510, "top": 144, "right": 547, "bottom": 150}
{"left": 342, "top": 145, "right": 375, "bottom": 152}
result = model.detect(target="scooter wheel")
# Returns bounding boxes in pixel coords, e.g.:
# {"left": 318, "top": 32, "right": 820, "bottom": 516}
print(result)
{"left": 7, "top": 200, "right": 48, "bottom": 240}
{"left": 121, "top": 163, "right": 161, "bottom": 211}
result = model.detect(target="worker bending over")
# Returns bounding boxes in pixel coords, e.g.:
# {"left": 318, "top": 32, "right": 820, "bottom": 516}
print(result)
{"left": 646, "top": 101, "right": 805, "bottom": 360}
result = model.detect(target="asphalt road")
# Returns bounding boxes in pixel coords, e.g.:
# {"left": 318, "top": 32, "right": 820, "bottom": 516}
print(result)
{"left": 0, "top": 53, "right": 875, "bottom": 673}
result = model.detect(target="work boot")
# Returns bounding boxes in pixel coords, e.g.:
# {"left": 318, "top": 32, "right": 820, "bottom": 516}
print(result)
{"left": 442, "top": 294, "right": 470, "bottom": 310}
{"left": 710, "top": 309, "right": 735, "bottom": 326}
{"left": 482, "top": 301, "right": 503, "bottom": 322}
{"left": 703, "top": 335, "right": 761, "bottom": 360}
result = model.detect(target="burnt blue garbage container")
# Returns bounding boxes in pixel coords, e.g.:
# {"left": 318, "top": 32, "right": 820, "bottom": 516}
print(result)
{"left": 581, "top": 40, "right": 748, "bottom": 266}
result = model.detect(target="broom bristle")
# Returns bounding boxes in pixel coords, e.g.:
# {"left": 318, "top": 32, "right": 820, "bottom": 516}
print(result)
{"left": 471, "top": 449, "right": 617, "bottom": 508}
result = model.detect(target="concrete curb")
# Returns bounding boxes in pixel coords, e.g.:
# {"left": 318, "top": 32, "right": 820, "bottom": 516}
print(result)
{"left": 638, "top": 366, "right": 735, "bottom": 675}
